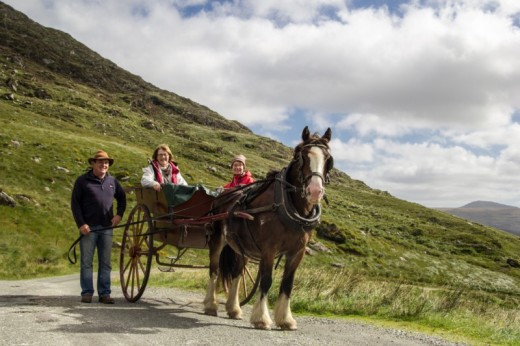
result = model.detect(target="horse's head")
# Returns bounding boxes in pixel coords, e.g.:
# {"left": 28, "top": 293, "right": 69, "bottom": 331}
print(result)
{"left": 292, "top": 126, "right": 333, "bottom": 205}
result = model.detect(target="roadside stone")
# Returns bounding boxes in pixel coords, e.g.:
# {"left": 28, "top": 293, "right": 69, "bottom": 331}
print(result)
{"left": 316, "top": 221, "right": 346, "bottom": 243}
{"left": 34, "top": 88, "right": 51, "bottom": 99}
{"left": 305, "top": 246, "right": 316, "bottom": 256}
{"left": 507, "top": 258, "right": 519, "bottom": 268}
{"left": 308, "top": 241, "right": 332, "bottom": 253}
{"left": 0, "top": 191, "right": 16, "bottom": 207}
{"left": 14, "top": 194, "right": 40, "bottom": 207}
{"left": 55, "top": 166, "right": 70, "bottom": 173}
{"left": 6, "top": 77, "right": 18, "bottom": 92}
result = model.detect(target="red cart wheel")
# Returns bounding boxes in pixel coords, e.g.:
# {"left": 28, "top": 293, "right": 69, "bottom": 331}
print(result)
{"left": 120, "top": 204, "right": 154, "bottom": 302}
{"left": 239, "top": 259, "right": 260, "bottom": 306}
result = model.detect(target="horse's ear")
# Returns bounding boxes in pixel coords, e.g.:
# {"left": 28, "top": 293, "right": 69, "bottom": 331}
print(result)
{"left": 302, "top": 126, "right": 310, "bottom": 141}
{"left": 322, "top": 128, "right": 332, "bottom": 143}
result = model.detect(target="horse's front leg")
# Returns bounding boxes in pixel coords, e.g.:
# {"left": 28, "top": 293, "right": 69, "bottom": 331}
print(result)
{"left": 203, "top": 230, "right": 224, "bottom": 316}
{"left": 250, "top": 258, "right": 274, "bottom": 330}
{"left": 274, "top": 249, "right": 305, "bottom": 330}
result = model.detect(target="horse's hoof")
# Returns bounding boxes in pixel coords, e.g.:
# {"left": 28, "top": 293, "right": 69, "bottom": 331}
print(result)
{"left": 279, "top": 323, "right": 297, "bottom": 331}
{"left": 252, "top": 322, "right": 271, "bottom": 330}
{"left": 204, "top": 309, "right": 218, "bottom": 316}
{"left": 227, "top": 311, "right": 242, "bottom": 320}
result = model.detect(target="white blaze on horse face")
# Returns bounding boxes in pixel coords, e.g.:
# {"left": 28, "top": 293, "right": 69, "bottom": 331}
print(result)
{"left": 306, "top": 147, "right": 325, "bottom": 203}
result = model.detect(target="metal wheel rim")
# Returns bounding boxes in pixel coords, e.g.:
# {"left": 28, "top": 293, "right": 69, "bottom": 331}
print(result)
{"left": 120, "top": 204, "right": 154, "bottom": 302}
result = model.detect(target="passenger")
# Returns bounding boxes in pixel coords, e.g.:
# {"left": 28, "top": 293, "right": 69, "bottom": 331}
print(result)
{"left": 141, "top": 144, "right": 188, "bottom": 191}
{"left": 223, "top": 154, "right": 255, "bottom": 188}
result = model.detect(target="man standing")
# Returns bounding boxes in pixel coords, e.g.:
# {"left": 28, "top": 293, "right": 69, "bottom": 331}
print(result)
{"left": 71, "top": 150, "right": 126, "bottom": 304}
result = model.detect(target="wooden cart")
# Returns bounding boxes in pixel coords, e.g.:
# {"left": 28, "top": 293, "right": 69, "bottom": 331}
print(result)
{"left": 119, "top": 186, "right": 259, "bottom": 305}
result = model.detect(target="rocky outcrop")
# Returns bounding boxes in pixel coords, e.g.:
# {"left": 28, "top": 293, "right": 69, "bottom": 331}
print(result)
{"left": 0, "top": 191, "right": 16, "bottom": 207}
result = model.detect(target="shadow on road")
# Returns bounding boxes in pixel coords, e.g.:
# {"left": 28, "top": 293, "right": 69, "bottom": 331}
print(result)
{"left": 0, "top": 294, "right": 233, "bottom": 334}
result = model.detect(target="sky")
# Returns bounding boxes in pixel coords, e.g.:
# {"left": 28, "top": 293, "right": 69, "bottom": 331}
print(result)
{"left": 4, "top": 0, "right": 520, "bottom": 208}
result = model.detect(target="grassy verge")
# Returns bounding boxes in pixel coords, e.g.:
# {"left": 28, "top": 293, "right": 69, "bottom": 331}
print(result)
{"left": 133, "top": 261, "right": 519, "bottom": 346}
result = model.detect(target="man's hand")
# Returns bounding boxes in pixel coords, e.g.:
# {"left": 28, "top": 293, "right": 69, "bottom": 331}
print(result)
{"left": 111, "top": 215, "right": 122, "bottom": 227}
{"left": 79, "top": 224, "right": 90, "bottom": 235}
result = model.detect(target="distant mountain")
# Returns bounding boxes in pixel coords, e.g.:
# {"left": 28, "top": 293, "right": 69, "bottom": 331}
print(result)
{"left": 437, "top": 201, "right": 520, "bottom": 236}
{"left": 460, "top": 201, "right": 518, "bottom": 209}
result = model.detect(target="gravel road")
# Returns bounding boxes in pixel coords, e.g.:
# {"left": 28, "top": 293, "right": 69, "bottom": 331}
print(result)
{"left": 0, "top": 274, "right": 467, "bottom": 346}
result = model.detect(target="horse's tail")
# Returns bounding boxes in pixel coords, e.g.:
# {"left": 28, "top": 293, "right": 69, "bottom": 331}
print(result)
{"left": 219, "top": 244, "right": 244, "bottom": 289}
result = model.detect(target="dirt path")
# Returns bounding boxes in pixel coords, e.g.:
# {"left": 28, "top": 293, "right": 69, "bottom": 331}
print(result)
{"left": 0, "top": 274, "right": 466, "bottom": 345}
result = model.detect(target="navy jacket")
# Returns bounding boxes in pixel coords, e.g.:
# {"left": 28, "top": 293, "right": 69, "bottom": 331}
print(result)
{"left": 71, "top": 170, "right": 126, "bottom": 228}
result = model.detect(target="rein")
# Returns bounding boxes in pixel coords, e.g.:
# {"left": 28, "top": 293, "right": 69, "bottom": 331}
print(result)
{"left": 66, "top": 212, "right": 180, "bottom": 265}
{"left": 222, "top": 158, "right": 323, "bottom": 262}
{"left": 67, "top": 181, "right": 274, "bottom": 265}
{"left": 274, "top": 165, "right": 321, "bottom": 232}
{"left": 227, "top": 159, "right": 323, "bottom": 233}
{"left": 295, "top": 143, "right": 332, "bottom": 188}
{"left": 226, "top": 141, "right": 331, "bottom": 232}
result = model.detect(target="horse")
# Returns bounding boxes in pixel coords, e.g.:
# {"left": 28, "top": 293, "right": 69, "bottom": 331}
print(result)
{"left": 203, "top": 126, "right": 333, "bottom": 330}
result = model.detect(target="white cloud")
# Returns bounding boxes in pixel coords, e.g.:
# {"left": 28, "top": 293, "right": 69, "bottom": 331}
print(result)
{"left": 11, "top": 1, "right": 520, "bottom": 130}
{"left": 329, "top": 137, "right": 375, "bottom": 163}
{"left": 340, "top": 138, "right": 512, "bottom": 207}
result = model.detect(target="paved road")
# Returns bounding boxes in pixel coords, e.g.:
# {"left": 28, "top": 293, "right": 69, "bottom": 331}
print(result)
{"left": 0, "top": 274, "right": 466, "bottom": 345}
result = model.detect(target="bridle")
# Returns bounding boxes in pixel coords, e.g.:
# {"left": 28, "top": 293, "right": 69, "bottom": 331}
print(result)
{"left": 221, "top": 140, "right": 334, "bottom": 237}
{"left": 293, "top": 143, "right": 333, "bottom": 197}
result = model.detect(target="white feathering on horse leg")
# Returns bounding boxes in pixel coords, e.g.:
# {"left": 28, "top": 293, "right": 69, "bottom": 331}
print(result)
{"left": 225, "top": 277, "right": 242, "bottom": 319}
{"left": 250, "top": 295, "right": 272, "bottom": 330}
{"left": 274, "top": 294, "right": 297, "bottom": 330}
{"left": 203, "top": 273, "right": 219, "bottom": 316}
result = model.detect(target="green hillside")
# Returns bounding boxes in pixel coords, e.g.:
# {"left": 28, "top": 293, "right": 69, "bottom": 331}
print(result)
{"left": 1, "top": 2, "right": 520, "bottom": 344}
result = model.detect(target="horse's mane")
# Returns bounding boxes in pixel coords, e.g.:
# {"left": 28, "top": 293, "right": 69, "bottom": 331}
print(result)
{"left": 265, "top": 170, "right": 279, "bottom": 180}
{"left": 293, "top": 132, "right": 330, "bottom": 161}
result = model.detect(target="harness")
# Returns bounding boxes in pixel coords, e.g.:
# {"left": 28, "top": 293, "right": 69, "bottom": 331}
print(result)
{"left": 223, "top": 158, "right": 323, "bottom": 236}
{"left": 217, "top": 141, "right": 332, "bottom": 259}
{"left": 273, "top": 164, "right": 321, "bottom": 232}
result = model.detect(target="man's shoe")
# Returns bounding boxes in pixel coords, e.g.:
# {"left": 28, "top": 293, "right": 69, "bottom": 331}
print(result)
{"left": 81, "top": 294, "right": 92, "bottom": 303}
{"left": 99, "top": 295, "right": 115, "bottom": 304}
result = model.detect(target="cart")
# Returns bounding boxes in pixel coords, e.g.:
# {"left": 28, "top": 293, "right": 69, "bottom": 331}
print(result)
{"left": 119, "top": 185, "right": 259, "bottom": 305}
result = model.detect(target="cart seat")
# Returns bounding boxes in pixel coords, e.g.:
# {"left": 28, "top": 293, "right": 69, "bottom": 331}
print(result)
{"left": 135, "top": 184, "right": 217, "bottom": 219}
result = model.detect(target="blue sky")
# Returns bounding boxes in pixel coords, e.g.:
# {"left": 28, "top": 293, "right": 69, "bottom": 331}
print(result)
{"left": 5, "top": 0, "right": 520, "bottom": 207}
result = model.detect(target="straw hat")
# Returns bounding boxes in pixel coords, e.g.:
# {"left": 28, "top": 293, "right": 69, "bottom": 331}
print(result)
{"left": 88, "top": 150, "right": 114, "bottom": 166}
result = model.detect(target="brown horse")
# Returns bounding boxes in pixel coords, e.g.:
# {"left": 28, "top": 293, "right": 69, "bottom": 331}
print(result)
{"left": 203, "top": 126, "right": 333, "bottom": 330}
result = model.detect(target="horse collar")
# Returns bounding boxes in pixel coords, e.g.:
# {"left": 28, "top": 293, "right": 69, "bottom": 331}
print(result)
{"left": 274, "top": 166, "right": 321, "bottom": 232}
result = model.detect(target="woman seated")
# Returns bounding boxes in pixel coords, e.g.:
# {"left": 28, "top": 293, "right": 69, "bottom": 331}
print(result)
{"left": 141, "top": 144, "right": 188, "bottom": 191}
{"left": 223, "top": 154, "right": 255, "bottom": 188}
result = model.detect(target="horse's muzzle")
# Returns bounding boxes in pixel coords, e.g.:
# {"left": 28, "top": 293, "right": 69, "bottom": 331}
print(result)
{"left": 305, "top": 180, "right": 324, "bottom": 204}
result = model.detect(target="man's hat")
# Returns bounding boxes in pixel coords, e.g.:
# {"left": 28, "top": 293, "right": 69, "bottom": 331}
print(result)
{"left": 88, "top": 150, "right": 114, "bottom": 166}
